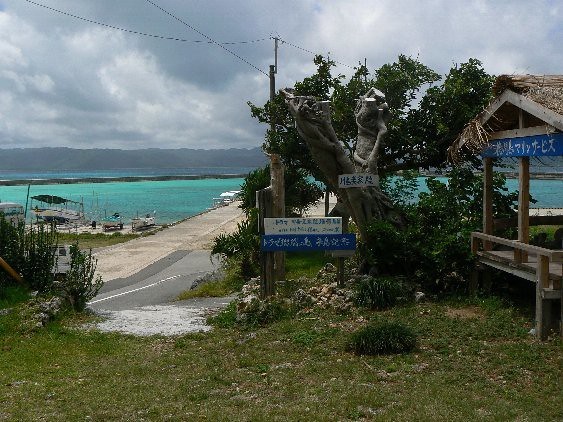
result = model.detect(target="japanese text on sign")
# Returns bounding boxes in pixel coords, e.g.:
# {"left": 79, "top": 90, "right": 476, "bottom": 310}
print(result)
{"left": 338, "top": 173, "right": 377, "bottom": 188}
{"left": 264, "top": 217, "right": 342, "bottom": 235}
{"left": 481, "top": 133, "right": 563, "bottom": 158}
{"left": 261, "top": 234, "right": 356, "bottom": 252}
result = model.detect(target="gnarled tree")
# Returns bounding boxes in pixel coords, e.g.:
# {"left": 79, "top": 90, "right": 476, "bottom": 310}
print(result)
{"left": 249, "top": 55, "right": 494, "bottom": 238}
{"left": 281, "top": 88, "right": 402, "bottom": 238}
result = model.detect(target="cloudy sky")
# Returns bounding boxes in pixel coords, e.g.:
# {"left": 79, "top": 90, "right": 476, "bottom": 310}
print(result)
{"left": 0, "top": 0, "right": 561, "bottom": 150}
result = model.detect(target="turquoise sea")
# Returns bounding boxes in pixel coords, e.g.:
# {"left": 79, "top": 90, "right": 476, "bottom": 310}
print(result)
{"left": 0, "top": 168, "right": 250, "bottom": 225}
{"left": 0, "top": 168, "right": 561, "bottom": 225}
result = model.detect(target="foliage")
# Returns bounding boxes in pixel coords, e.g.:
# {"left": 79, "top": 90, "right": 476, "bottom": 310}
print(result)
{"left": 249, "top": 55, "right": 494, "bottom": 184}
{"left": 359, "top": 167, "right": 519, "bottom": 293}
{"left": 379, "top": 169, "right": 420, "bottom": 206}
{"left": 57, "top": 245, "right": 103, "bottom": 312}
{"left": 1, "top": 216, "right": 103, "bottom": 312}
{"left": 212, "top": 210, "right": 260, "bottom": 281}
{"left": 348, "top": 321, "right": 417, "bottom": 355}
{"left": 354, "top": 276, "right": 406, "bottom": 310}
{"left": 20, "top": 224, "right": 58, "bottom": 293}
{"left": 0, "top": 217, "right": 57, "bottom": 292}
{"left": 238, "top": 165, "right": 323, "bottom": 216}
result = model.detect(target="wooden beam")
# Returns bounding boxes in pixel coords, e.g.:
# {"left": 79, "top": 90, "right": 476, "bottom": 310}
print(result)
{"left": 257, "top": 187, "right": 275, "bottom": 298}
{"left": 0, "top": 256, "right": 24, "bottom": 285}
{"left": 518, "top": 156, "right": 530, "bottom": 262}
{"left": 270, "top": 154, "right": 285, "bottom": 281}
{"left": 487, "top": 125, "right": 557, "bottom": 140}
{"left": 535, "top": 255, "right": 551, "bottom": 340}
{"left": 494, "top": 215, "right": 563, "bottom": 231}
{"left": 479, "top": 90, "right": 563, "bottom": 132}
{"left": 472, "top": 232, "right": 563, "bottom": 261}
{"left": 482, "top": 157, "right": 493, "bottom": 250}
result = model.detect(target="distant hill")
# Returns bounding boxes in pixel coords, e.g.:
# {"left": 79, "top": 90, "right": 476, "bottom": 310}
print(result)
{"left": 0, "top": 147, "right": 267, "bottom": 171}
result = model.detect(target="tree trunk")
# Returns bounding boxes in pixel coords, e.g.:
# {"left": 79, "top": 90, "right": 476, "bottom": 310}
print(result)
{"left": 281, "top": 88, "right": 403, "bottom": 239}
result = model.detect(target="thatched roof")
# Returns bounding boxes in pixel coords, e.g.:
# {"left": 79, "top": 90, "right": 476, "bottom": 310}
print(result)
{"left": 448, "top": 74, "right": 563, "bottom": 164}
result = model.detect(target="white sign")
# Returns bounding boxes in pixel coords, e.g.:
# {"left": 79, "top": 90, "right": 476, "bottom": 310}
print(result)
{"left": 338, "top": 173, "right": 377, "bottom": 188}
{"left": 264, "top": 217, "right": 342, "bottom": 235}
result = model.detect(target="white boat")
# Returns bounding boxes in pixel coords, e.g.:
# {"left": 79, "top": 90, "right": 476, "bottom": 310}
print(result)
{"left": 213, "top": 190, "right": 241, "bottom": 207}
{"left": 31, "top": 195, "right": 85, "bottom": 225}
{"left": 0, "top": 202, "right": 25, "bottom": 226}
{"left": 132, "top": 212, "right": 156, "bottom": 231}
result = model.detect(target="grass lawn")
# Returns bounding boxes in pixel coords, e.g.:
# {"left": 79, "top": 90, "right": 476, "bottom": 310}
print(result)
{"left": 57, "top": 232, "right": 140, "bottom": 250}
{"left": 1, "top": 286, "right": 561, "bottom": 420}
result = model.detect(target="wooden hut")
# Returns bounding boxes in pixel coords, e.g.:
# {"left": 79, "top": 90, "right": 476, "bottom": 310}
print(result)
{"left": 448, "top": 74, "right": 563, "bottom": 340}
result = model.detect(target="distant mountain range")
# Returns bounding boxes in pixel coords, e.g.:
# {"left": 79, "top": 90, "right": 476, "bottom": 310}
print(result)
{"left": 0, "top": 147, "right": 267, "bottom": 171}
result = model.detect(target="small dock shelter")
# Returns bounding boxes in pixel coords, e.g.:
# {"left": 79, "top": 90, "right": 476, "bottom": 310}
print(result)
{"left": 448, "top": 75, "right": 563, "bottom": 340}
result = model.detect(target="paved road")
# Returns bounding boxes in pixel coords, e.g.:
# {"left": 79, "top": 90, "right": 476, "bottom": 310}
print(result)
{"left": 88, "top": 249, "right": 219, "bottom": 311}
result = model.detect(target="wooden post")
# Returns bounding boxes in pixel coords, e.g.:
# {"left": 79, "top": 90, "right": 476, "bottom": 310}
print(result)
{"left": 483, "top": 157, "right": 493, "bottom": 251}
{"left": 324, "top": 188, "right": 330, "bottom": 217}
{"left": 535, "top": 255, "right": 551, "bottom": 340}
{"left": 270, "top": 154, "right": 285, "bottom": 281}
{"left": 257, "top": 187, "right": 275, "bottom": 298}
{"left": 0, "top": 256, "right": 24, "bottom": 285}
{"left": 517, "top": 157, "right": 530, "bottom": 263}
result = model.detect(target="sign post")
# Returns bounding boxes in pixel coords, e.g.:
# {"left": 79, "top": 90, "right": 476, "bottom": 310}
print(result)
{"left": 261, "top": 217, "right": 356, "bottom": 287}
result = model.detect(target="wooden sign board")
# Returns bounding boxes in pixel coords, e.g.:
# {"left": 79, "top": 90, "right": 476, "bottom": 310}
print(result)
{"left": 481, "top": 133, "right": 563, "bottom": 158}
{"left": 338, "top": 173, "right": 377, "bottom": 188}
{"left": 264, "top": 217, "right": 342, "bottom": 235}
{"left": 261, "top": 234, "right": 356, "bottom": 252}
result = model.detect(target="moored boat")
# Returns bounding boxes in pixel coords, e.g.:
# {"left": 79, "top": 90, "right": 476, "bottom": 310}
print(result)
{"left": 101, "top": 213, "right": 123, "bottom": 231}
{"left": 31, "top": 195, "right": 85, "bottom": 225}
{"left": 132, "top": 212, "right": 156, "bottom": 231}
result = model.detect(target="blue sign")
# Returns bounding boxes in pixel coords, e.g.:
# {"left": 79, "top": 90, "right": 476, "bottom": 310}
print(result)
{"left": 261, "top": 234, "right": 356, "bottom": 252}
{"left": 481, "top": 133, "right": 563, "bottom": 158}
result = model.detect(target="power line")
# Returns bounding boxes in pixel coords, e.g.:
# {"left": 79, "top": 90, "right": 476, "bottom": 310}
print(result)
{"left": 277, "top": 37, "right": 356, "bottom": 70}
{"left": 23, "top": 0, "right": 359, "bottom": 76}
{"left": 23, "top": 0, "right": 268, "bottom": 46}
{"left": 144, "top": 0, "right": 268, "bottom": 77}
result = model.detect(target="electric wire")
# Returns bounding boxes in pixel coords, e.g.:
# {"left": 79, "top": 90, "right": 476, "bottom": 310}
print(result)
{"left": 277, "top": 37, "right": 356, "bottom": 70}
{"left": 23, "top": 0, "right": 268, "bottom": 46}
{"left": 23, "top": 0, "right": 358, "bottom": 75}
{"left": 143, "top": 0, "right": 268, "bottom": 76}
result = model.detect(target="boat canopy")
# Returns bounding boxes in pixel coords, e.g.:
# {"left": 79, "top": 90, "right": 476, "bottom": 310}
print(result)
{"left": 31, "top": 195, "right": 79, "bottom": 205}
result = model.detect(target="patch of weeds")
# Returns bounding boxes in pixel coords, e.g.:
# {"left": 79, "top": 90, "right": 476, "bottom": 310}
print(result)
{"left": 177, "top": 279, "right": 231, "bottom": 300}
{"left": 354, "top": 276, "right": 407, "bottom": 310}
{"left": 208, "top": 301, "right": 238, "bottom": 328}
{"left": 292, "top": 330, "right": 321, "bottom": 347}
{"left": 348, "top": 321, "right": 417, "bottom": 355}
{"left": 237, "top": 296, "right": 293, "bottom": 326}
{"left": 255, "top": 364, "right": 269, "bottom": 373}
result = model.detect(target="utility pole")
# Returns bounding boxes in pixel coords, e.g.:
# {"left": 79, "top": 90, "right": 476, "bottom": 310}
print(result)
{"left": 269, "top": 37, "right": 285, "bottom": 281}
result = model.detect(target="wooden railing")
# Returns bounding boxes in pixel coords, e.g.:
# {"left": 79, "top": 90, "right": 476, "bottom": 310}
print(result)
{"left": 472, "top": 232, "right": 563, "bottom": 264}
{"left": 471, "top": 232, "right": 563, "bottom": 340}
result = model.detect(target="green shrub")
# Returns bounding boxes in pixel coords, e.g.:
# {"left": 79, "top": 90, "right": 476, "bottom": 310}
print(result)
{"left": 349, "top": 322, "right": 417, "bottom": 355}
{"left": 0, "top": 217, "right": 57, "bottom": 292}
{"left": 212, "top": 210, "right": 260, "bottom": 282}
{"left": 358, "top": 167, "right": 519, "bottom": 295}
{"left": 355, "top": 276, "right": 405, "bottom": 310}
{"left": 57, "top": 245, "right": 103, "bottom": 311}
{"left": 237, "top": 296, "right": 292, "bottom": 326}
